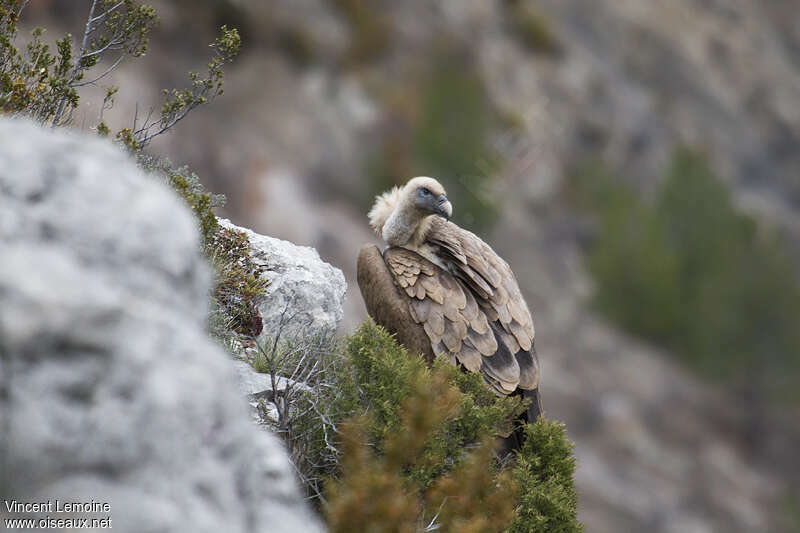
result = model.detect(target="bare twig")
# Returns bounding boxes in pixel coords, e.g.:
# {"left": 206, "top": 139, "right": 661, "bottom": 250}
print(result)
{"left": 72, "top": 54, "right": 124, "bottom": 87}
{"left": 14, "top": 0, "right": 30, "bottom": 21}
{"left": 90, "top": 0, "right": 124, "bottom": 23}
{"left": 423, "top": 498, "right": 449, "bottom": 531}
{"left": 52, "top": 0, "right": 99, "bottom": 126}
{"left": 249, "top": 304, "right": 344, "bottom": 501}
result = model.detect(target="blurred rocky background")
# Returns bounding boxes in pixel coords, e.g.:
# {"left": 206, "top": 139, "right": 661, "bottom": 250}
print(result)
{"left": 18, "top": 0, "right": 800, "bottom": 531}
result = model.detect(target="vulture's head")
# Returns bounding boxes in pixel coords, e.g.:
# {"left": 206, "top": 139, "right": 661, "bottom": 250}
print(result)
{"left": 404, "top": 176, "right": 452, "bottom": 220}
{"left": 368, "top": 176, "right": 453, "bottom": 246}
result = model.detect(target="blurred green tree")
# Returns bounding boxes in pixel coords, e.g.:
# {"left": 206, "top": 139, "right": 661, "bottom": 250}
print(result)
{"left": 571, "top": 149, "right": 800, "bottom": 401}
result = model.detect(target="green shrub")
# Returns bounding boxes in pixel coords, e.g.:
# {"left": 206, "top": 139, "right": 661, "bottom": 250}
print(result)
{"left": 267, "top": 321, "right": 582, "bottom": 530}
{"left": 138, "top": 157, "right": 224, "bottom": 244}
{"left": 273, "top": 320, "right": 523, "bottom": 501}
{"left": 1, "top": 0, "right": 238, "bottom": 150}
{"left": 571, "top": 149, "right": 800, "bottom": 399}
{"left": 2, "top": 1, "right": 141, "bottom": 118}
{"left": 1, "top": 0, "right": 157, "bottom": 126}
{"left": 205, "top": 226, "right": 267, "bottom": 338}
{"left": 509, "top": 420, "right": 582, "bottom": 533}
{"left": 344, "top": 323, "right": 527, "bottom": 490}
{"left": 326, "top": 368, "right": 517, "bottom": 533}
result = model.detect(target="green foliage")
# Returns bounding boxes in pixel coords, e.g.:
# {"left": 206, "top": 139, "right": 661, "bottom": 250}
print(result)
{"left": 368, "top": 50, "right": 501, "bottom": 229}
{"left": 325, "top": 340, "right": 517, "bottom": 532}
{"left": 137, "top": 156, "right": 265, "bottom": 339}
{"left": 509, "top": 420, "right": 582, "bottom": 533}
{"left": 167, "top": 165, "right": 220, "bottom": 245}
{"left": 572, "top": 164, "right": 684, "bottom": 338}
{"left": 425, "top": 439, "right": 517, "bottom": 533}
{"left": 339, "top": 323, "right": 525, "bottom": 491}
{"left": 81, "top": 0, "right": 157, "bottom": 63}
{"left": 147, "top": 25, "right": 240, "bottom": 149}
{"left": 1, "top": 1, "right": 238, "bottom": 150}
{"left": 277, "top": 321, "right": 582, "bottom": 530}
{"left": 1, "top": 2, "right": 75, "bottom": 118}
{"left": 571, "top": 149, "right": 800, "bottom": 398}
{"left": 325, "top": 415, "right": 423, "bottom": 533}
{"left": 0, "top": 0, "right": 157, "bottom": 125}
{"left": 344, "top": 321, "right": 429, "bottom": 436}
{"left": 205, "top": 226, "right": 267, "bottom": 338}
{"left": 138, "top": 157, "right": 224, "bottom": 245}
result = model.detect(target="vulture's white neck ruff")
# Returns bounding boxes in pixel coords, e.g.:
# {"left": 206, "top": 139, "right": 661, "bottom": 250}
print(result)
{"left": 368, "top": 186, "right": 435, "bottom": 250}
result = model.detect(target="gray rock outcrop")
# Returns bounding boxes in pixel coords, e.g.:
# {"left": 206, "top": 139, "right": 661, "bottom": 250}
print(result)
{"left": 0, "top": 119, "right": 323, "bottom": 533}
{"left": 217, "top": 218, "right": 346, "bottom": 343}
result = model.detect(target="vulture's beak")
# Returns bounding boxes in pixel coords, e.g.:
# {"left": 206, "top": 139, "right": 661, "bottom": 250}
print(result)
{"left": 436, "top": 194, "right": 452, "bottom": 220}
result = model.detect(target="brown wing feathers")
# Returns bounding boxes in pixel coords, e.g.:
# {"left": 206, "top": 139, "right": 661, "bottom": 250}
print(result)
{"left": 383, "top": 231, "right": 540, "bottom": 397}
{"left": 427, "top": 219, "right": 539, "bottom": 391}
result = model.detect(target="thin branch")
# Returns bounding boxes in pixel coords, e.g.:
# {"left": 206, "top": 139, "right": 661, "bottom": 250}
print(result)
{"left": 90, "top": 0, "right": 125, "bottom": 23}
{"left": 132, "top": 106, "right": 155, "bottom": 135}
{"left": 15, "top": 0, "right": 30, "bottom": 19}
{"left": 79, "top": 15, "right": 148, "bottom": 60}
{"left": 52, "top": 0, "right": 99, "bottom": 126}
{"left": 78, "top": 0, "right": 100, "bottom": 58}
{"left": 78, "top": 39, "right": 121, "bottom": 60}
{"left": 423, "top": 498, "right": 448, "bottom": 531}
{"left": 136, "top": 87, "right": 218, "bottom": 147}
{"left": 71, "top": 54, "right": 124, "bottom": 87}
{"left": 98, "top": 92, "right": 113, "bottom": 124}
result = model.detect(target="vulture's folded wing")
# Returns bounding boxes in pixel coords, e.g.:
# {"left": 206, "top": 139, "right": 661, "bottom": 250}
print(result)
{"left": 426, "top": 219, "right": 539, "bottom": 390}
{"left": 357, "top": 244, "right": 434, "bottom": 362}
{"left": 382, "top": 245, "right": 540, "bottom": 395}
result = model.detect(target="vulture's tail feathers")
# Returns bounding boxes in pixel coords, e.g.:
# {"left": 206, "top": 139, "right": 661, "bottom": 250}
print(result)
{"left": 524, "top": 387, "right": 543, "bottom": 423}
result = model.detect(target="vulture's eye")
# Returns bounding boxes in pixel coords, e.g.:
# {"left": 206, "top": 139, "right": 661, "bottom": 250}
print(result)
{"left": 419, "top": 187, "right": 432, "bottom": 197}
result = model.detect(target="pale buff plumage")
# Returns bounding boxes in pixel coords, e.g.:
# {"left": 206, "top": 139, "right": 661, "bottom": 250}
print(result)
{"left": 368, "top": 177, "right": 442, "bottom": 257}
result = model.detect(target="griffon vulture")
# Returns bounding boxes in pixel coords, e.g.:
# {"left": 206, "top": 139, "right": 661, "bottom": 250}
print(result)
{"left": 357, "top": 177, "right": 542, "bottom": 426}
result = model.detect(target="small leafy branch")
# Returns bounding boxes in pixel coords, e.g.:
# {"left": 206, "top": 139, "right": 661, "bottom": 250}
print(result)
{"left": 51, "top": 0, "right": 158, "bottom": 126}
{"left": 112, "top": 24, "right": 240, "bottom": 150}
{"left": 0, "top": 0, "right": 156, "bottom": 124}
{"left": 0, "top": 0, "right": 240, "bottom": 151}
